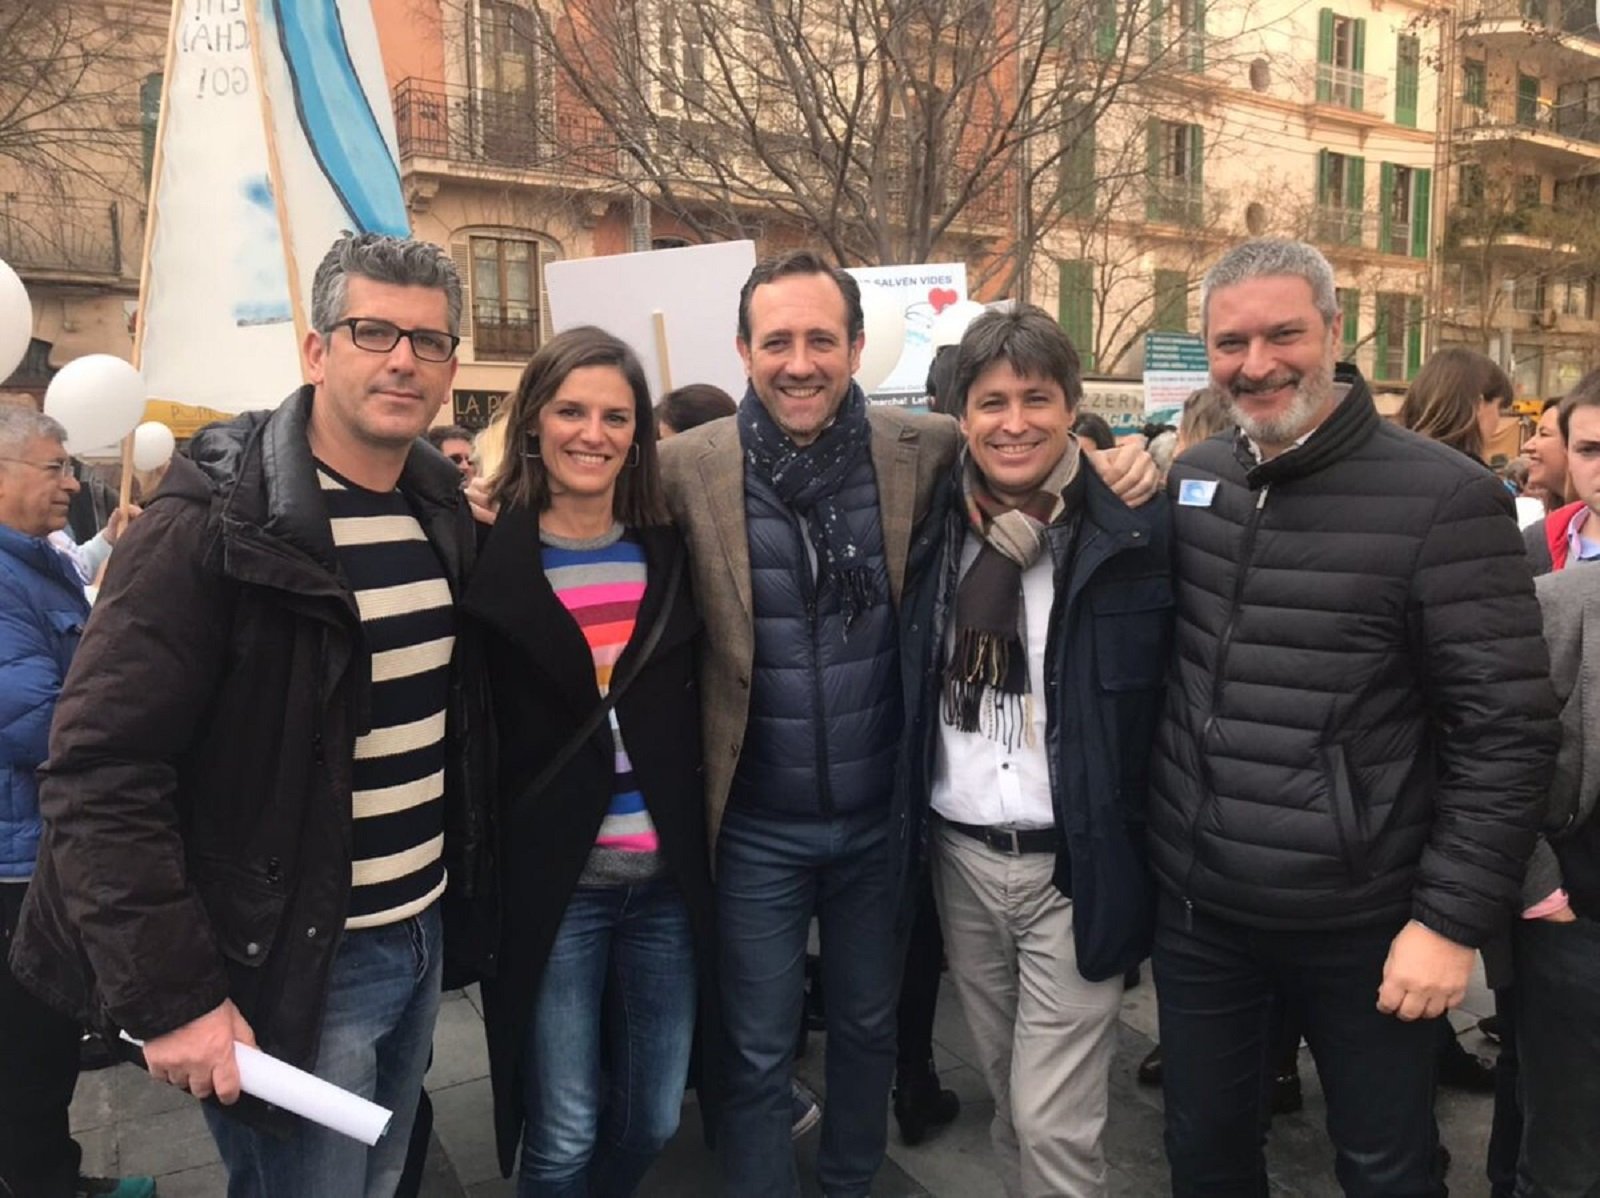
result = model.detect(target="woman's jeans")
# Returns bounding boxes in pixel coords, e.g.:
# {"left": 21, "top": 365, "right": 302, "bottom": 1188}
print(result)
{"left": 519, "top": 878, "right": 697, "bottom": 1198}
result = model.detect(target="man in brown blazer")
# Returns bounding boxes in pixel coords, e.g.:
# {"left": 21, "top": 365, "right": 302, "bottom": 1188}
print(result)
{"left": 659, "top": 250, "right": 1154, "bottom": 1197}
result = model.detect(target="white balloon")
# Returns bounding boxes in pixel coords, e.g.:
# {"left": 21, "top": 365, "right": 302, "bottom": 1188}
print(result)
{"left": 0, "top": 259, "right": 32, "bottom": 383}
{"left": 855, "top": 289, "right": 907, "bottom": 394}
{"left": 132, "top": 421, "right": 177, "bottom": 471}
{"left": 930, "top": 299, "right": 988, "bottom": 349}
{"left": 44, "top": 354, "right": 148, "bottom": 453}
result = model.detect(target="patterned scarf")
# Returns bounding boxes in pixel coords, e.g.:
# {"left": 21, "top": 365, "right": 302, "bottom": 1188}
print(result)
{"left": 943, "top": 442, "right": 1082, "bottom": 747}
{"left": 738, "top": 382, "right": 880, "bottom": 630}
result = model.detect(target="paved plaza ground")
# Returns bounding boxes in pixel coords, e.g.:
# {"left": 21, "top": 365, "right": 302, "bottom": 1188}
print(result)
{"left": 69, "top": 959, "right": 1502, "bottom": 1196}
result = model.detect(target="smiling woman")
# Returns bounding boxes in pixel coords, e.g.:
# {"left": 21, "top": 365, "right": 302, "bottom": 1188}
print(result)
{"left": 460, "top": 325, "right": 717, "bottom": 1193}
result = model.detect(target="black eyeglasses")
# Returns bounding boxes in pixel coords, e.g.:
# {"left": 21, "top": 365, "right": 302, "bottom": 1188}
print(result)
{"left": 332, "top": 318, "right": 460, "bottom": 363}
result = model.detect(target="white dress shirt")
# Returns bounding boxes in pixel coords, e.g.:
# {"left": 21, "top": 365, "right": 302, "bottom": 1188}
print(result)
{"left": 930, "top": 533, "right": 1056, "bottom": 829}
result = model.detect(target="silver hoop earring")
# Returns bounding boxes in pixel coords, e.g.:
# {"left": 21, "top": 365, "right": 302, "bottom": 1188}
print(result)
{"left": 627, "top": 444, "right": 641, "bottom": 468}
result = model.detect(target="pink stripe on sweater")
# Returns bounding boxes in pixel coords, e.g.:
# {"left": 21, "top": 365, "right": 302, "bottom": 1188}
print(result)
{"left": 556, "top": 581, "right": 647, "bottom": 609}
{"left": 595, "top": 832, "right": 660, "bottom": 852}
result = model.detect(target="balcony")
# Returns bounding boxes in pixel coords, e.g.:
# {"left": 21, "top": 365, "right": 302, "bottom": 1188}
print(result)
{"left": 1146, "top": 178, "right": 1204, "bottom": 225}
{"left": 1313, "top": 205, "right": 1371, "bottom": 248}
{"left": 392, "top": 78, "right": 620, "bottom": 178}
{"left": 1454, "top": 93, "right": 1600, "bottom": 166}
{"left": 1311, "top": 64, "right": 1389, "bottom": 118}
{"left": 1461, "top": 0, "right": 1600, "bottom": 58}
{"left": 0, "top": 194, "right": 124, "bottom": 278}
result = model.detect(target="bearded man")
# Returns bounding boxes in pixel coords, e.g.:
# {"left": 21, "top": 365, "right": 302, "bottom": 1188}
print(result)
{"left": 1146, "top": 238, "right": 1559, "bottom": 1197}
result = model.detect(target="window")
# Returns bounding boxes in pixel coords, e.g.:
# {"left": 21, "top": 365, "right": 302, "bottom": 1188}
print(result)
{"left": 1395, "top": 35, "right": 1419, "bottom": 128}
{"left": 1060, "top": 108, "right": 1096, "bottom": 217}
{"left": 1458, "top": 162, "right": 1486, "bottom": 208}
{"left": 1058, "top": 259, "right": 1095, "bottom": 370}
{"left": 1513, "top": 272, "right": 1548, "bottom": 312}
{"left": 1337, "top": 287, "right": 1359, "bottom": 353}
{"left": 1463, "top": 60, "right": 1487, "bottom": 109}
{"left": 1556, "top": 275, "right": 1593, "bottom": 318}
{"left": 1153, "top": 269, "right": 1188, "bottom": 332}
{"left": 479, "top": 2, "right": 546, "bottom": 163}
{"left": 1555, "top": 77, "right": 1600, "bottom": 143}
{"left": 1373, "top": 293, "right": 1420, "bottom": 380}
{"left": 1150, "top": 0, "right": 1206, "bottom": 71}
{"left": 1517, "top": 174, "right": 1544, "bottom": 210}
{"left": 1316, "top": 150, "right": 1365, "bottom": 244}
{"left": 1380, "top": 163, "right": 1431, "bottom": 258}
{"left": 470, "top": 235, "right": 545, "bottom": 359}
{"left": 1447, "top": 261, "right": 1484, "bottom": 309}
{"left": 1519, "top": 75, "right": 1543, "bottom": 127}
{"left": 1146, "top": 120, "right": 1204, "bottom": 223}
{"left": 1316, "top": 8, "right": 1367, "bottom": 109}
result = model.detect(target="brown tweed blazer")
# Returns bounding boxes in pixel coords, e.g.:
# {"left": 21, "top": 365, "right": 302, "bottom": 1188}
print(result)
{"left": 659, "top": 404, "right": 960, "bottom": 855}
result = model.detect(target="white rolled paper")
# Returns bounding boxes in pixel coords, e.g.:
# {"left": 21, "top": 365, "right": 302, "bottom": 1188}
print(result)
{"left": 234, "top": 1043, "right": 393, "bottom": 1146}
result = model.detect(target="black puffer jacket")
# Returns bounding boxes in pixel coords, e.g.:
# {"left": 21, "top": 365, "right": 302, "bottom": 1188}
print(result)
{"left": 1150, "top": 367, "right": 1559, "bottom": 947}
{"left": 731, "top": 441, "right": 901, "bottom": 818}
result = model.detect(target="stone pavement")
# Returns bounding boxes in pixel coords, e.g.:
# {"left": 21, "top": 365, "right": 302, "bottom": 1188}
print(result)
{"left": 71, "top": 965, "right": 1501, "bottom": 1196}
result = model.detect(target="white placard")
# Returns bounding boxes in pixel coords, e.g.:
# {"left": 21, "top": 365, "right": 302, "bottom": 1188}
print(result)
{"left": 545, "top": 241, "right": 759, "bottom": 401}
{"left": 845, "top": 264, "right": 968, "bottom": 403}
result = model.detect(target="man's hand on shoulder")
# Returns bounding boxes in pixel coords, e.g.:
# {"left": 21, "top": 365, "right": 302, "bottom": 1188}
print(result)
{"left": 464, "top": 477, "right": 498, "bottom": 526}
{"left": 1087, "top": 437, "right": 1159, "bottom": 508}
{"left": 142, "top": 998, "right": 257, "bottom": 1103}
{"left": 1376, "top": 920, "right": 1475, "bottom": 1021}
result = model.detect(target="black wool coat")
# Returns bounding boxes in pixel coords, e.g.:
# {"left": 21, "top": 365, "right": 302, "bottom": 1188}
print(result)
{"left": 459, "top": 509, "right": 719, "bottom": 1178}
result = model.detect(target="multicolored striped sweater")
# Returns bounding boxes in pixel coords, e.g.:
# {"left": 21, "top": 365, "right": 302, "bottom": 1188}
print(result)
{"left": 541, "top": 524, "right": 664, "bottom": 885}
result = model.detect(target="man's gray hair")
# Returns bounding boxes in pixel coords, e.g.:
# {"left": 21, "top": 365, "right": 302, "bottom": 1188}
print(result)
{"left": 0, "top": 404, "right": 68, "bottom": 458}
{"left": 1200, "top": 239, "right": 1339, "bottom": 338}
{"left": 309, "top": 232, "right": 463, "bottom": 336}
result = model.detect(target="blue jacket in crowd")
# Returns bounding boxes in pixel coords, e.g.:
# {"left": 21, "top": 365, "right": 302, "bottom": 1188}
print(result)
{"left": 0, "top": 524, "right": 89, "bottom": 879}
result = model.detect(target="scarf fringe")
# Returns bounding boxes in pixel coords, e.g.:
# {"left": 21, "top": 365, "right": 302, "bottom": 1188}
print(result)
{"left": 943, "top": 630, "right": 1035, "bottom": 749}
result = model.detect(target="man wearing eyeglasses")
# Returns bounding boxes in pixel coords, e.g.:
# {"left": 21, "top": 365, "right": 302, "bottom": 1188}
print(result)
{"left": 12, "top": 232, "right": 492, "bottom": 1197}
{"left": 0, "top": 406, "right": 160, "bottom": 1198}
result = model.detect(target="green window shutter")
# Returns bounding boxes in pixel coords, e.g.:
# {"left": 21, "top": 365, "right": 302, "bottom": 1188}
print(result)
{"left": 1058, "top": 260, "right": 1095, "bottom": 370}
{"left": 1517, "top": 75, "right": 1540, "bottom": 126}
{"left": 1316, "top": 8, "right": 1334, "bottom": 102}
{"left": 1464, "top": 61, "right": 1486, "bottom": 107}
{"left": 1379, "top": 162, "right": 1395, "bottom": 252}
{"left": 1062, "top": 117, "right": 1095, "bottom": 217}
{"left": 1340, "top": 287, "right": 1359, "bottom": 352}
{"left": 1190, "top": 125, "right": 1204, "bottom": 195}
{"left": 141, "top": 73, "right": 163, "bottom": 186}
{"left": 1044, "top": 0, "right": 1064, "bottom": 48}
{"left": 1154, "top": 269, "right": 1188, "bottom": 332}
{"left": 1189, "top": 0, "right": 1206, "bottom": 70}
{"left": 1374, "top": 295, "right": 1390, "bottom": 377}
{"left": 1348, "top": 154, "right": 1365, "bottom": 213}
{"left": 1351, "top": 19, "right": 1366, "bottom": 110}
{"left": 1316, "top": 149, "right": 1331, "bottom": 205}
{"left": 1096, "top": 0, "right": 1118, "bottom": 57}
{"left": 1146, "top": 119, "right": 1162, "bottom": 220}
{"left": 1405, "top": 297, "right": 1423, "bottom": 379}
{"left": 1149, "top": 0, "right": 1165, "bottom": 58}
{"left": 1410, "top": 167, "right": 1431, "bottom": 259}
{"left": 1395, "top": 35, "right": 1418, "bottom": 128}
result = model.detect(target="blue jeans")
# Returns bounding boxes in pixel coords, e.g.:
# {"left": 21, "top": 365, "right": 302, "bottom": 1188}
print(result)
{"left": 519, "top": 879, "right": 696, "bottom": 1198}
{"left": 1514, "top": 915, "right": 1600, "bottom": 1197}
{"left": 716, "top": 807, "right": 898, "bottom": 1198}
{"left": 205, "top": 903, "right": 443, "bottom": 1198}
{"left": 1153, "top": 895, "right": 1444, "bottom": 1198}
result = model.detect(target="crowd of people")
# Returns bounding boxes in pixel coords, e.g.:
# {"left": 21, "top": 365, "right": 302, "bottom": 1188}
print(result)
{"left": 0, "top": 230, "right": 1594, "bottom": 1198}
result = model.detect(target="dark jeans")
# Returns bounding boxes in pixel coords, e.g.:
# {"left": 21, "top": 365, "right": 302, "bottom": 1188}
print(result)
{"left": 0, "top": 883, "right": 82, "bottom": 1198}
{"left": 716, "top": 807, "right": 898, "bottom": 1198}
{"left": 1513, "top": 915, "right": 1600, "bottom": 1197}
{"left": 896, "top": 869, "right": 944, "bottom": 1077}
{"left": 519, "top": 879, "right": 696, "bottom": 1198}
{"left": 1153, "top": 896, "right": 1445, "bottom": 1198}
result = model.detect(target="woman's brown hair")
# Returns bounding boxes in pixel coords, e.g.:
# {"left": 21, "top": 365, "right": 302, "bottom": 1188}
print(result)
{"left": 1399, "top": 346, "right": 1511, "bottom": 462}
{"left": 489, "top": 326, "right": 667, "bottom": 525}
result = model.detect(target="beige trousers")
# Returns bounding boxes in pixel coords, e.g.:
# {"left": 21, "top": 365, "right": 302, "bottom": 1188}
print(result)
{"left": 932, "top": 823, "right": 1124, "bottom": 1198}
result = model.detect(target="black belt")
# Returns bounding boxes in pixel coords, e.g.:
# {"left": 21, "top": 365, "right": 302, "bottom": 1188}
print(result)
{"left": 941, "top": 817, "right": 1060, "bottom": 855}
